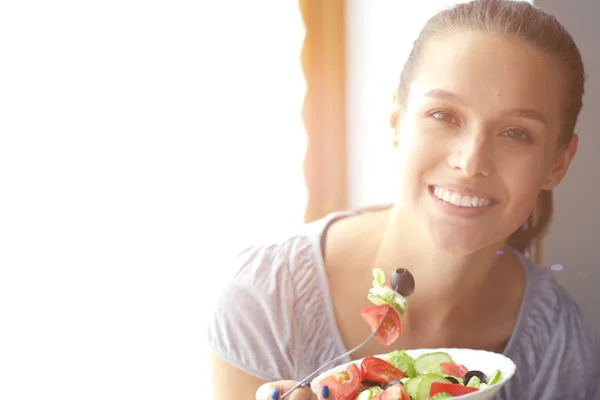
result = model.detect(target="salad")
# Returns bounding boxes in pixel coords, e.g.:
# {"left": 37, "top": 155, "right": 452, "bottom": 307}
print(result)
{"left": 318, "top": 269, "right": 503, "bottom": 400}
{"left": 319, "top": 349, "right": 504, "bottom": 400}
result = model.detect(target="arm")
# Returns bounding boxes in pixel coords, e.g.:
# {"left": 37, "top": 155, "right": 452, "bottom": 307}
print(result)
{"left": 209, "top": 351, "right": 267, "bottom": 400}
{"left": 209, "top": 352, "right": 319, "bottom": 400}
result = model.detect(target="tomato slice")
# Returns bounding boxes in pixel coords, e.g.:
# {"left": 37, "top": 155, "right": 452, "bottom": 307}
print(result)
{"left": 360, "top": 356, "right": 407, "bottom": 385}
{"left": 359, "top": 304, "right": 402, "bottom": 346}
{"left": 318, "top": 362, "right": 361, "bottom": 400}
{"left": 371, "top": 383, "right": 410, "bottom": 400}
{"left": 430, "top": 382, "right": 479, "bottom": 397}
{"left": 440, "top": 362, "right": 470, "bottom": 378}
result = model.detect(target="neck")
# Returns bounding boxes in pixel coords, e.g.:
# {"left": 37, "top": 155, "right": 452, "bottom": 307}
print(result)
{"left": 368, "top": 208, "right": 507, "bottom": 326}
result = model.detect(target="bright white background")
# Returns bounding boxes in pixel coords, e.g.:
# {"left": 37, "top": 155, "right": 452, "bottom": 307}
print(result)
{"left": 0, "top": 1, "right": 306, "bottom": 399}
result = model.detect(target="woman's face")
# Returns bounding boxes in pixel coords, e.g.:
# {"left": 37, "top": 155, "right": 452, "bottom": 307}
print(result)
{"left": 392, "top": 31, "right": 577, "bottom": 253}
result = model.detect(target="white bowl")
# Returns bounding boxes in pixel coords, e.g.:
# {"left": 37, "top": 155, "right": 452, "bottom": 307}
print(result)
{"left": 310, "top": 348, "right": 516, "bottom": 399}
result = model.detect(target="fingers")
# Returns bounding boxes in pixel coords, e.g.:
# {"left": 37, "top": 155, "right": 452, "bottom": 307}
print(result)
{"left": 256, "top": 380, "right": 319, "bottom": 400}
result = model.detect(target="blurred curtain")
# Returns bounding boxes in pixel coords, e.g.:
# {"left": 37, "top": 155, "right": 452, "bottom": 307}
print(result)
{"left": 300, "top": 0, "right": 347, "bottom": 223}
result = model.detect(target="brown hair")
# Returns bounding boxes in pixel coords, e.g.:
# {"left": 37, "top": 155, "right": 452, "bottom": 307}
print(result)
{"left": 389, "top": 0, "right": 585, "bottom": 254}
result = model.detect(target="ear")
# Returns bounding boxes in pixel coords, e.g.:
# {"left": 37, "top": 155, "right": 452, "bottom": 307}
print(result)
{"left": 543, "top": 134, "right": 579, "bottom": 190}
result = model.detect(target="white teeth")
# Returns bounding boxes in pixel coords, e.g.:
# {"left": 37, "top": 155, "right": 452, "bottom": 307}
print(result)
{"left": 450, "top": 192, "right": 462, "bottom": 206}
{"left": 443, "top": 191, "right": 452, "bottom": 202}
{"left": 432, "top": 186, "right": 491, "bottom": 208}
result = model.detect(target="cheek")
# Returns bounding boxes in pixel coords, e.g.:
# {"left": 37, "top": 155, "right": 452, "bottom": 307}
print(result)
{"left": 391, "top": 138, "right": 437, "bottom": 203}
{"left": 497, "top": 151, "right": 548, "bottom": 192}
{"left": 507, "top": 179, "right": 540, "bottom": 222}
{"left": 395, "top": 124, "right": 441, "bottom": 171}
{"left": 497, "top": 155, "right": 547, "bottom": 224}
{"left": 393, "top": 145, "right": 439, "bottom": 197}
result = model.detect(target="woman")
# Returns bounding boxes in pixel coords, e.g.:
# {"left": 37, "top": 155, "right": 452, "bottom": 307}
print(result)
{"left": 207, "top": 1, "right": 600, "bottom": 399}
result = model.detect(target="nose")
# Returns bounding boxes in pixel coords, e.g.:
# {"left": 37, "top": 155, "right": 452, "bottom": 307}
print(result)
{"left": 446, "top": 130, "right": 494, "bottom": 177}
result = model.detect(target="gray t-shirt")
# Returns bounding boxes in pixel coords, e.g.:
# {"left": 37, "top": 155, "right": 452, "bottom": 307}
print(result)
{"left": 206, "top": 211, "right": 600, "bottom": 399}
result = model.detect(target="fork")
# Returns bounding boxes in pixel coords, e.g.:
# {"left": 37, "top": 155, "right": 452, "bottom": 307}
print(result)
{"left": 280, "top": 300, "right": 393, "bottom": 399}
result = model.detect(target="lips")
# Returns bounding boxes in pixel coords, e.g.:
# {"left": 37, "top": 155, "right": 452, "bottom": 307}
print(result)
{"left": 432, "top": 186, "right": 492, "bottom": 208}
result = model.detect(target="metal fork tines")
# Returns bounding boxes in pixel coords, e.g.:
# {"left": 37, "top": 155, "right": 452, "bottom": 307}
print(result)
{"left": 280, "top": 305, "right": 392, "bottom": 399}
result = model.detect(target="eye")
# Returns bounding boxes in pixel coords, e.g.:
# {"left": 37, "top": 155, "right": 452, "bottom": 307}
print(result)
{"left": 502, "top": 128, "right": 531, "bottom": 141}
{"left": 429, "top": 110, "right": 459, "bottom": 125}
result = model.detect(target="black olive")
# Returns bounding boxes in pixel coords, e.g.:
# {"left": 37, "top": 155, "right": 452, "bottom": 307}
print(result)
{"left": 391, "top": 268, "right": 415, "bottom": 297}
{"left": 445, "top": 376, "right": 460, "bottom": 384}
{"left": 382, "top": 379, "right": 403, "bottom": 390}
{"left": 463, "top": 370, "right": 487, "bottom": 386}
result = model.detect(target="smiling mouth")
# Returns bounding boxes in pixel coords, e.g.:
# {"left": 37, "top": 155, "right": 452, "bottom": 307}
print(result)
{"left": 430, "top": 186, "right": 493, "bottom": 208}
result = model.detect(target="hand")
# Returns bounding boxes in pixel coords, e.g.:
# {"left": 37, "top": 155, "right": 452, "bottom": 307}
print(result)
{"left": 256, "top": 380, "right": 328, "bottom": 400}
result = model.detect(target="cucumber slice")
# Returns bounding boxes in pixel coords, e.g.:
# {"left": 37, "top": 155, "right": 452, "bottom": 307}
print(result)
{"left": 404, "top": 376, "right": 424, "bottom": 399}
{"left": 431, "top": 394, "right": 453, "bottom": 400}
{"left": 416, "top": 374, "right": 452, "bottom": 400}
{"left": 414, "top": 352, "right": 454, "bottom": 375}
{"left": 487, "top": 369, "right": 502, "bottom": 385}
{"left": 466, "top": 376, "right": 481, "bottom": 388}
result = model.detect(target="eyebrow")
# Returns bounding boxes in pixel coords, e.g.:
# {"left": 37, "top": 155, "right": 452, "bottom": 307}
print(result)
{"left": 424, "top": 88, "right": 467, "bottom": 105}
{"left": 423, "top": 88, "right": 548, "bottom": 125}
{"left": 505, "top": 107, "right": 548, "bottom": 125}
